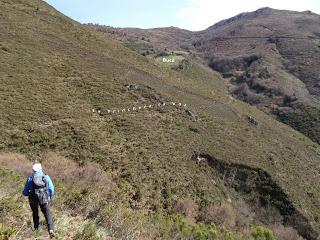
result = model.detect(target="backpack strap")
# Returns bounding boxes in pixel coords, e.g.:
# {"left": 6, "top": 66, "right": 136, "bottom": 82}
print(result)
{"left": 42, "top": 174, "right": 50, "bottom": 193}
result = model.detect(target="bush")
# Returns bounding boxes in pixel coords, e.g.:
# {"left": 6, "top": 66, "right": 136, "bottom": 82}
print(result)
{"left": 0, "top": 223, "right": 16, "bottom": 240}
{"left": 272, "top": 225, "right": 303, "bottom": 240}
{"left": 199, "top": 203, "right": 236, "bottom": 229}
{"left": 277, "top": 106, "right": 320, "bottom": 144}
{"left": 152, "top": 214, "right": 249, "bottom": 240}
{"left": 258, "top": 67, "right": 270, "bottom": 79}
{"left": 245, "top": 93, "right": 263, "bottom": 105}
{"left": 233, "top": 83, "right": 250, "bottom": 98}
{"left": 155, "top": 51, "right": 168, "bottom": 57}
{"left": 251, "top": 226, "right": 275, "bottom": 240}
{"left": 171, "top": 199, "right": 198, "bottom": 224}
{"left": 74, "top": 223, "right": 99, "bottom": 240}
{"left": 192, "top": 224, "right": 217, "bottom": 240}
{"left": 162, "top": 181, "right": 172, "bottom": 210}
{"left": 42, "top": 152, "right": 114, "bottom": 193}
{"left": 208, "top": 55, "right": 261, "bottom": 74}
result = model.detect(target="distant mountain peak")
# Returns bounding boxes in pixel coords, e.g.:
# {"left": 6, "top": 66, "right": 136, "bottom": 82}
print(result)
{"left": 205, "top": 7, "right": 319, "bottom": 31}
{"left": 208, "top": 8, "right": 274, "bottom": 30}
{"left": 254, "top": 7, "right": 273, "bottom": 12}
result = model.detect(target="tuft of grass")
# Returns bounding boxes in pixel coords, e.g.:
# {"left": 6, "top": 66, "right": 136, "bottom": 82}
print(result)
{"left": 0, "top": 223, "right": 16, "bottom": 240}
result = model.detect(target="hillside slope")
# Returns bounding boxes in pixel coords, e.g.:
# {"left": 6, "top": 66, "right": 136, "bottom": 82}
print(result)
{"left": 93, "top": 8, "right": 320, "bottom": 144}
{"left": 0, "top": 1, "right": 320, "bottom": 239}
{"left": 195, "top": 8, "right": 320, "bottom": 144}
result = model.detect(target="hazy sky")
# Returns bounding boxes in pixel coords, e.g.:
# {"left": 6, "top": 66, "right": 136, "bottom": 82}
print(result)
{"left": 45, "top": 0, "right": 320, "bottom": 31}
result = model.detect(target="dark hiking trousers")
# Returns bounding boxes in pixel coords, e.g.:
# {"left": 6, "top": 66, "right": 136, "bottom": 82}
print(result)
{"left": 29, "top": 198, "right": 53, "bottom": 232}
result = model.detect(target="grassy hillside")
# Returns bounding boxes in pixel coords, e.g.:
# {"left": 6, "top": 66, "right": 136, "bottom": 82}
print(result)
{"left": 92, "top": 8, "right": 320, "bottom": 144}
{"left": 0, "top": 0, "right": 320, "bottom": 239}
{"left": 1, "top": 153, "right": 281, "bottom": 240}
{"left": 195, "top": 8, "right": 320, "bottom": 144}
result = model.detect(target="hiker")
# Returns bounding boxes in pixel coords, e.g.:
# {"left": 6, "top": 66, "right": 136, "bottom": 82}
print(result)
{"left": 22, "top": 163, "right": 55, "bottom": 238}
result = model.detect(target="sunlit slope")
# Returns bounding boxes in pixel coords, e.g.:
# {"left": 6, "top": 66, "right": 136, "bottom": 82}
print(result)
{"left": 0, "top": 0, "right": 319, "bottom": 238}
{"left": 93, "top": 8, "right": 320, "bottom": 145}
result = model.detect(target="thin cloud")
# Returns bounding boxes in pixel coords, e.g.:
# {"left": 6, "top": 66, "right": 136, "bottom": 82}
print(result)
{"left": 176, "top": 0, "right": 320, "bottom": 31}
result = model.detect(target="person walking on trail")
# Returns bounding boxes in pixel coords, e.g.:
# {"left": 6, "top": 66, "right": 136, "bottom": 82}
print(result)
{"left": 22, "top": 163, "right": 55, "bottom": 238}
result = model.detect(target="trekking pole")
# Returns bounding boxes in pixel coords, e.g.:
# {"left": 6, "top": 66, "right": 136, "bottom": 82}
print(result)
{"left": 14, "top": 222, "right": 25, "bottom": 239}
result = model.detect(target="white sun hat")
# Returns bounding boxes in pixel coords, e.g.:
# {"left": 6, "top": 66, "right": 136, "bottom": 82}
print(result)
{"left": 32, "top": 163, "right": 42, "bottom": 172}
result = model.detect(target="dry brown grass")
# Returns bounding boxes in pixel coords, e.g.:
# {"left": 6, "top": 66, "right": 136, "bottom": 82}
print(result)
{"left": 171, "top": 199, "right": 199, "bottom": 224}
{"left": 199, "top": 203, "right": 237, "bottom": 229}
{"left": 42, "top": 152, "right": 114, "bottom": 192}
{"left": 272, "top": 225, "right": 304, "bottom": 240}
{"left": 0, "top": 153, "right": 31, "bottom": 177}
{"left": 0, "top": 152, "right": 114, "bottom": 194}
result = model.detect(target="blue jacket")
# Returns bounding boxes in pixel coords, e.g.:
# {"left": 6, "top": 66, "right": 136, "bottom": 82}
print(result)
{"left": 22, "top": 171, "right": 54, "bottom": 198}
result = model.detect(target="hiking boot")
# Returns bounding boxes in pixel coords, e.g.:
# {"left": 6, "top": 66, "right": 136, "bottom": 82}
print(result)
{"left": 49, "top": 229, "right": 55, "bottom": 238}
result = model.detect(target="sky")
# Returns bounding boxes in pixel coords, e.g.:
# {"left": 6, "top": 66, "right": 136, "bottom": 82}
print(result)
{"left": 45, "top": 0, "right": 320, "bottom": 31}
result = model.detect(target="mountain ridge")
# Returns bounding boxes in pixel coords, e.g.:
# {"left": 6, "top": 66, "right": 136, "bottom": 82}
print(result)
{"left": 91, "top": 7, "right": 320, "bottom": 144}
{"left": 1, "top": 1, "right": 320, "bottom": 239}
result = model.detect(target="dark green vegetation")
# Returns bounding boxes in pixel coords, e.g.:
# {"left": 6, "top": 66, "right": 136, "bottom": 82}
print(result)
{"left": 277, "top": 106, "right": 320, "bottom": 144}
{"left": 93, "top": 8, "right": 320, "bottom": 144}
{"left": 1, "top": 0, "right": 320, "bottom": 239}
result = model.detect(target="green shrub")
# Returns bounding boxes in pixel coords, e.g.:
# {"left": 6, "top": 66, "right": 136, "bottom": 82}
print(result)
{"left": 192, "top": 224, "right": 217, "bottom": 240}
{"left": 251, "top": 226, "right": 275, "bottom": 240}
{"left": 0, "top": 197, "right": 22, "bottom": 219}
{"left": 162, "top": 181, "right": 173, "bottom": 210}
{"left": 258, "top": 67, "right": 270, "bottom": 79}
{"left": 151, "top": 214, "right": 248, "bottom": 240}
{"left": 74, "top": 223, "right": 99, "bottom": 240}
{"left": 0, "top": 223, "right": 16, "bottom": 240}
{"left": 61, "top": 186, "right": 90, "bottom": 211}
{"left": 277, "top": 106, "right": 320, "bottom": 144}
